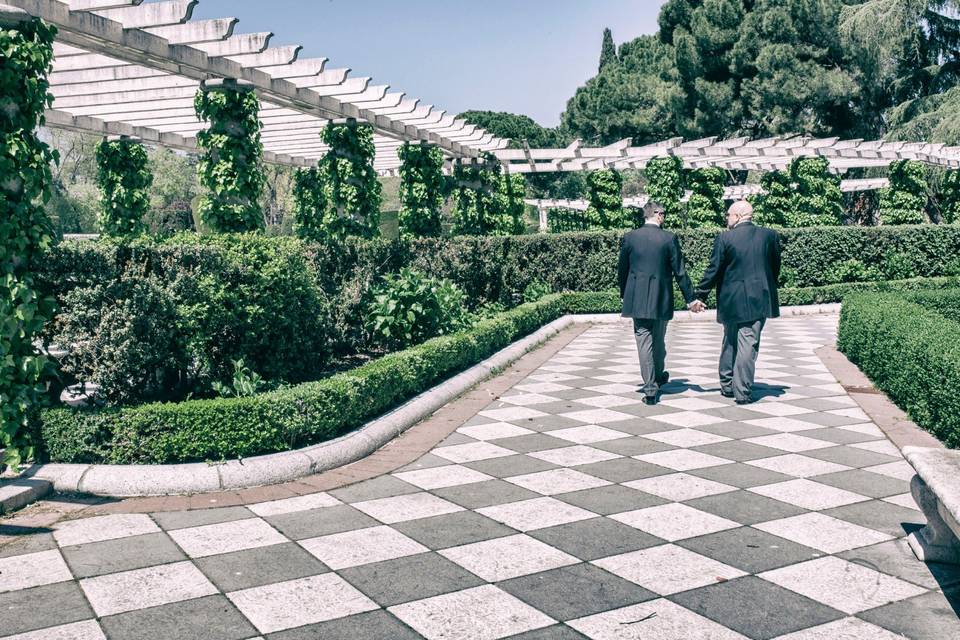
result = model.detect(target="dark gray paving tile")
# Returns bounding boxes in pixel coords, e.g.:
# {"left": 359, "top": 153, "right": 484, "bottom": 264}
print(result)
{"left": 788, "top": 411, "right": 864, "bottom": 427}
{"left": 0, "top": 582, "right": 93, "bottom": 636}
{"left": 858, "top": 588, "right": 960, "bottom": 640}
{"left": 267, "top": 610, "right": 423, "bottom": 640}
{"left": 61, "top": 532, "right": 185, "bottom": 579}
{"left": 685, "top": 490, "right": 807, "bottom": 526}
{"left": 571, "top": 458, "right": 673, "bottom": 483}
{"left": 0, "top": 531, "right": 56, "bottom": 558}
{"left": 533, "top": 400, "right": 597, "bottom": 416}
{"left": 589, "top": 436, "right": 675, "bottom": 456}
{"left": 609, "top": 403, "right": 684, "bottom": 419}
{"left": 676, "top": 526, "right": 823, "bottom": 574}
{"left": 100, "top": 595, "right": 256, "bottom": 640}
{"left": 433, "top": 479, "right": 541, "bottom": 509}
{"left": 550, "top": 388, "right": 617, "bottom": 401}
{"left": 499, "top": 563, "right": 656, "bottom": 622}
{"left": 393, "top": 510, "right": 515, "bottom": 549}
{"left": 838, "top": 538, "right": 960, "bottom": 591}
{"left": 528, "top": 517, "right": 663, "bottom": 561}
{"left": 151, "top": 506, "right": 254, "bottom": 531}
{"left": 340, "top": 551, "right": 484, "bottom": 607}
{"left": 669, "top": 576, "right": 844, "bottom": 639}
{"left": 505, "top": 625, "right": 588, "bottom": 639}
{"left": 439, "top": 432, "right": 478, "bottom": 446}
{"left": 524, "top": 415, "right": 590, "bottom": 431}
{"left": 329, "top": 475, "right": 419, "bottom": 503}
{"left": 463, "top": 454, "right": 558, "bottom": 478}
{"left": 793, "top": 427, "right": 880, "bottom": 445}
{"left": 813, "top": 470, "right": 911, "bottom": 499}
{"left": 693, "top": 422, "right": 780, "bottom": 440}
{"left": 686, "top": 463, "right": 795, "bottom": 489}
{"left": 822, "top": 500, "right": 924, "bottom": 538}
{"left": 555, "top": 485, "right": 667, "bottom": 516}
{"left": 692, "top": 440, "right": 786, "bottom": 462}
{"left": 196, "top": 542, "right": 328, "bottom": 592}
{"left": 494, "top": 433, "right": 572, "bottom": 454}
{"left": 265, "top": 505, "right": 379, "bottom": 540}
{"left": 785, "top": 397, "right": 859, "bottom": 412}
{"left": 395, "top": 452, "right": 452, "bottom": 472}
{"left": 804, "top": 445, "right": 900, "bottom": 468}
{"left": 700, "top": 406, "right": 774, "bottom": 422}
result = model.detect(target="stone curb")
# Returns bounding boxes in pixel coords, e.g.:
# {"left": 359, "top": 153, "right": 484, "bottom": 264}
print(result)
{"left": 24, "top": 304, "right": 840, "bottom": 498}
{"left": 0, "top": 478, "right": 52, "bottom": 515}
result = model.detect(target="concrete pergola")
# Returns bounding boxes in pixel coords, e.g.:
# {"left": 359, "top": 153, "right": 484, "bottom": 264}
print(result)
{"left": 6, "top": 0, "right": 509, "bottom": 172}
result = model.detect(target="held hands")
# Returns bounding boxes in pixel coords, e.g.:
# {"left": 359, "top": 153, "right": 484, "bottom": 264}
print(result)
{"left": 687, "top": 300, "right": 707, "bottom": 313}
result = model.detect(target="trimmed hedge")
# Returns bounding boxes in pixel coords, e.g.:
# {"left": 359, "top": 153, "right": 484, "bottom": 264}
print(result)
{"left": 838, "top": 289, "right": 960, "bottom": 448}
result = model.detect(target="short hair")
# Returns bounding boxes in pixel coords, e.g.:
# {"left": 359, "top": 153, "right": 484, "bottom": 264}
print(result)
{"left": 643, "top": 200, "right": 666, "bottom": 220}
{"left": 728, "top": 200, "right": 753, "bottom": 217}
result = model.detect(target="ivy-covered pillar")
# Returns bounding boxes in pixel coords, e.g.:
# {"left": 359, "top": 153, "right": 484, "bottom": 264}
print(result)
{"left": 194, "top": 78, "right": 266, "bottom": 233}
{"left": 585, "top": 168, "right": 625, "bottom": 229}
{"left": 880, "top": 160, "right": 928, "bottom": 225}
{"left": 397, "top": 141, "right": 445, "bottom": 238}
{"left": 0, "top": 5, "right": 58, "bottom": 467}
{"left": 452, "top": 155, "right": 498, "bottom": 236}
{"left": 941, "top": 170, "right": 960, "bottom": 224}
{"left": 645, "top": 156, "right": 685, "bottom": 227}
{"left": 685, "top": 167, "right": 725, "bottom": 228}
{"left": 95, "top": 135, "right": 153, "bottom": 237}
{"left": 292, "top": 166, "right": 325, "bottom": 241}
{"left": 316, "top": 118, "right": 382, "bottom": 240}
{"left": 492, "top": 171, "right": 527, "bottom": 236}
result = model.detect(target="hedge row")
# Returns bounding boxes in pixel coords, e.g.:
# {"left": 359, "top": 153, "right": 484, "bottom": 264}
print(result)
{"left": 838, "top": 289, "right": 960, "bottom": 448}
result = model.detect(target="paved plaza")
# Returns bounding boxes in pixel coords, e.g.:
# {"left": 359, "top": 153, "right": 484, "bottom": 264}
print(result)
{"left": 2, "top": 315, "right": 959, "bottom": 639}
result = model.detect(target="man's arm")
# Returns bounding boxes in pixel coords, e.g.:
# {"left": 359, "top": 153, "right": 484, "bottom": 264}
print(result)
{"left": 617, "top": 234, "right": 630, "bottom": 298}
{"left": 769, "top": 231, "right": 782, "bottom": 285}
{"left": 695, "top": 233, "right": 725, "bottom": 299}
{"left": 670, "top": 235, "right": 695, "bottom": 304}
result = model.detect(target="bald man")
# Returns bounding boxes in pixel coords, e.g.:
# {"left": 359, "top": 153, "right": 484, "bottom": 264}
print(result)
{"left": 694, "top": 201, "right": 781, "bottom": 404}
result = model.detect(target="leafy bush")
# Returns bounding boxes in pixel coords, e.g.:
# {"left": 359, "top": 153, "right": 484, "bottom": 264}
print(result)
{"left": 523, "top": 280, "right": 553, "bottom": 303}
{"left": 941, "top": 170, "right": 960, "bottom": 223}
{"left": 367, "top": 268, "right": 471, "bottom": 349}
{"left": 212, "top": 359, "right": 263, "bottom": 398}
{"left": 839, "top": 290, "right": 960, "bottom": 447}
{"left": 823, "top": 259, "right": 883, "bottom": 285}
{"left": 315, "top": 121, "right": 382, "bottom": 239}
{"left": 880, "top": 160, "right": 928, "bottom": 225}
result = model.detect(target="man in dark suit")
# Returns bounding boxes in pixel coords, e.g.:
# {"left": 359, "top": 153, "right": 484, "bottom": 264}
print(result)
{"left": 695, "top": 200, "right": 781, "bottom": 404}
{"left": 618, "top": 200, "right": 701, "bottom": 404}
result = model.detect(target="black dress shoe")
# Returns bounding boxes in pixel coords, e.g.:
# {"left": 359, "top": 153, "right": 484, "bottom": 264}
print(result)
{"left": 735, "top": 398, "right": 755, "bottom": 405}
{"left": 644, "top": 395, "right": 658, "bottom": 406}
{"left": 721, "top": 390, "right": 734, "bottom": 398}
{"left": 658, "top": 371, "right": 670, "bottom": 385}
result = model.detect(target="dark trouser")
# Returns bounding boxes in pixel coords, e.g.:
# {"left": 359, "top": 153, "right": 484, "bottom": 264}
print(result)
{"left": 633, "top": 319, "right": 667, "bottom": 398}
{"left": 720, "top": 319, "right": 765, "bottom": 402}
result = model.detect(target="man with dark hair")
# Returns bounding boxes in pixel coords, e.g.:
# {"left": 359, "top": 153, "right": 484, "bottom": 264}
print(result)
{"left": 618, "top": 200, "right": 703, "bottom": 404}
{"left": 695, "top": 200, "right": 781, "bottom": 404}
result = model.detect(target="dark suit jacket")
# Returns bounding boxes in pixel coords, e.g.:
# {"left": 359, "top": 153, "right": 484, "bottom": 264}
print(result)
{"left": 696, "top": 221, "right": 782, "bottom": 325}
{"left": 618, "top": 225, "right": 695, "bottom": 320}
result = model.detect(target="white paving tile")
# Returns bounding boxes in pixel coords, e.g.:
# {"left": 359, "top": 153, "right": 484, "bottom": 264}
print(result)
{"left": 513, "top": 381, "right": 573, "bottom": 394}
{"left": 53, "top": 514, "right": 160, "bottom": 546}
{"left": 573, "top": 394, "right": 645, "bottom": 408}
{"left": 754, "top": 512, "right": 893, "bottom": 553}
{"left": 457, "top": 422, "right": 535, "bottom": 441}
{"left": 591, "top": 374, "right": 638, "bottom": 384}
{"left": 299, "top": 525, "right": 428, "bottom": 570}
{"left": 837, "top": 422, "right": 885, "bottom": 437}
{"left": 611, "top": 503, "right": 739, "bottom": 541}
{"left": 547, "top": 425, "right": 631, "bottom": 444}
{"left": 0, "top": 550, "right": 72, "bottom": 594}
{"left": 79, "top": 561, "right": 217, "bottom": 617}
{"left": 882, "top": 493, "right": 920, "bottom": 511}
{"left": 642, "top": 428, "right": 731, "bottom": 447}
{"left": 744, "top": 433, "right": 835, "bottom": 453}
{"left": 477, "top": 497, "right": 596, "bottom": 531}
{"left": 477, "top": 407, "right": 548, "bottom": 422}
{"left": 433, "top": 441, "right": 516, "bottom": 463}
{"left": 559, "top": 408, "right": 636, "bottom": 424}
{"left": 743, "top": 417, "right": 825, "bottom": 433}
{"left": 826, "top": 407, "right": 870, "bottom": 421}
{"left": 746, "top": 454, "right": 852, "bottom": 478}
{"left": 624, "top": 473, "right": 737, "bottom": 502}
{"left": 247, "top": 492, "right": 341, "bottom": 517}
{"left": 744, "top": 403, "right": 815, "bottom": 417}
{"left": 863, "top": 460, "right": 916, "bottom": 482}
{"left": 351, "top": 492, "right": 464, "bottom": 524}
{"left": 759, "top": 556, "right": 925, "bottom": 614}
{"left": 851, "top": 440, "right": 902, "bottom": 457}
{"left": 749, "top": 479, "right": 871, "bottom": 511}
{"left": 389, "top": 585, "right": 555, "bottom": 640}
{"left": 499, "top": 393, "right": 561, "bottom": 406}
{"left": 440, "top": 534, "right": 579, "bottom": 581}
{"left": 393, "top": 465, "right": 495, "bottom": 490}
{"left": 505, "top": 468, "right": 611, "bottom": 495}
{"left": 771, "top": 617, "right": 913, "bottom": 640}
{"left": 0, "top": 620, "right": 107, "bottom": 640}
{"left": 593, "top": 544, "right": 746, "bottom": 596}
{"left": 659, "top": 397, "right": 728, "bottom": 411}
{"left": 648, "top": 411, "right": 730, "bottom": 428}
{"left": 528, "top": 372, "right": 582, "bottom": 383}
{"left": 167, "top": 517, "right": 287, "bottom": 558}
{"left": 569, "top": 599, "right": 749, "bottom": 639}
{"left": 633, "top": 449, "right": 731, "bottom": 471}
{"left": 583, "top": 383, "right": 642, "bottom": 395}
{"left": 227, "top": 573, "right": 378, "bottom": 634}
{"left": 528, "top": 445, "right": 621, "bottom": 467}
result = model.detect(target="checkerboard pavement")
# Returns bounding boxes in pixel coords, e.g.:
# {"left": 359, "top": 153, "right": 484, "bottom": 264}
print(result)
{"left": 4, "top": 315, "right": 960, "bottom": 639}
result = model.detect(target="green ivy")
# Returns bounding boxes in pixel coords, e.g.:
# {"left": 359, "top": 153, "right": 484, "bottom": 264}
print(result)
{"left": 645, "top": 156, "right": 685, "bottom": 226}
{"left": 0, "top": 16, "right": 58, "bottom": 468}
{"left": 685, "top": 167, "right": 725, "bottom": 228}
{"left": 452, "top": 155, "right": 497, "bottom": 235}
{"left": 292, "top": 167, "right": 325, "bottom": 242}
{"left": 547, "top": 208, "right": 592, "bottom": 233}
{"left": 942, "top": 170, "right": 960, "bottom": 224}
{"left": 493, "top": 172, "right": 528, "bottom": 236}
{"left": 752, "top": 170, "right": 793, "bottom": 226}
{"left": 397, "top": 142, "right": 445, "bottom": 238}
{"left": 752, "top": 157, "right": 843, "bottom": 227}
{"left": 315, "top": 120, "right": 382, "bottom": 240}
{"left": 585, "top": 169, "right": 626, "bottom": 229}
{"left": 194, "top": 83, "right": 266, "bottom": 233}
{"left": 880, "top": 160, "right": 928, "bottom": 225}
{"left": 94, "top": 138, "right": 152, "bottom": 237}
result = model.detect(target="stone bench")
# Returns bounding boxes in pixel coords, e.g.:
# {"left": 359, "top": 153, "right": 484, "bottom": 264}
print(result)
{"left": 904, "top": 446, "right": 960, "bottom": 564}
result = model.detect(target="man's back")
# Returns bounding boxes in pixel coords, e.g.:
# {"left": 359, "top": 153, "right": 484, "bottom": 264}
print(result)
{"left": 618, "top": 225, "right": 694, "bottom": 320}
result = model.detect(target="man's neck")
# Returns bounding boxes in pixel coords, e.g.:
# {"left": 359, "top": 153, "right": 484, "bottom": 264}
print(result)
{"left": 645, "top": 220, "right": 660, "bottom": 227}
{"left": 734, "top": 219, "right": 752, "bottom": 228}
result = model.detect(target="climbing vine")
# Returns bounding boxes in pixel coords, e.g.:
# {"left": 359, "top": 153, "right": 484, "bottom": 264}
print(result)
{"left": 94, "top": 137, "right": 152, "bottom": 237}
{"left": 752, "top": 170, "right": 793, "bottom": 226}
{"left": 292, "top": 167, "right": 326, "bottom": 242}
{"left": 645, "top": 156, "right": 685, "bottom": 226}
{"left": 397, "top": 142, "right": 445, "bottom": 238}
{"left": 194, "top": 81, "right": 266, "bottom": 233}
{"left": 493, "top": 172, "right": 528, "bottom": 236}
{"left": 880, "top": 160, "right": 928, "bottom": 225}
{"left": 752, "top": 157, "right": 843, "bottom": 227}
{"left": 685, "top": 167, "right": 725, "bottom": 228}
{"left": 0, "top": 15, "right": 58, "bottom": 467}
{"left": 585, "top": 169, "right": 626, "bottom": 229}
{"left": 941, "top": 170, "right": 960, "bottom": 224}
{"left": 315, "top": 120, "right": 382, "bottom": 240}
{"left": 452, "top": 156, "right": 499, "bottom": 236}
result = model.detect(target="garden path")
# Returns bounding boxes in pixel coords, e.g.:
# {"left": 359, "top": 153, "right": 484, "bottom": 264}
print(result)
{"left": 2, "top": 315, "right": 959, "bottom": 639}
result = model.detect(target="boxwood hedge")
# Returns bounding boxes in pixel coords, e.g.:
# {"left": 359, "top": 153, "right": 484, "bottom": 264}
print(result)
{"left": 838, "top": 289, "right": 960, "bottom": 448}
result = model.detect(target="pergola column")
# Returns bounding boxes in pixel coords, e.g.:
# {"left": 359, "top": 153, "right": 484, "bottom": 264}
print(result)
{"left": 95, "top": 134, "right": 153, "bottom": 237}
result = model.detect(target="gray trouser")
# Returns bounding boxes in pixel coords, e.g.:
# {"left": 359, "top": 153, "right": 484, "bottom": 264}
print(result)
{"left": 633, "top": 319, "right": 667, "bottom": 398}
{"left": 720, "top": 319, "right": 765, "bottom": 401}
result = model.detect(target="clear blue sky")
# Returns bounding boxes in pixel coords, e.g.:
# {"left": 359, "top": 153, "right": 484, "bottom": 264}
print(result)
{"left": 190, "top": 1, "right": 666, "bottom": 127}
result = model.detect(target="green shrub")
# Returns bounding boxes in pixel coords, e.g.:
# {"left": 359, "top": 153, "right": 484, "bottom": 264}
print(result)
{"left": 645, "top": 156, "right": 685, "bottom": 223}
{"left": 523, "top": 280, "right": 553, "bottom": 303}
{"left": 95, "top": 138, "right": 152, "bottom": 238}
{"left": 685, "top": 167, "right": 725, "bottom": 228}
{"left": 880, "top": 160, "right": 928, "bottom": 225}
{"left": 397, "top": 143, "right": 445, "bottom": 239}
{"left": 823, "top": 259, "right": 883, "bottom": 285}
{"left": 585, "top": 169, "right": 625, "bottom": 229}
{"left": 839, "top": 290, "right": 960, "bottom": 447}
{"left": 211, "top": 359, "right": 264, "bottom": 398}
{"left": 367, "top": 268, "right": 471, "bottom": 350}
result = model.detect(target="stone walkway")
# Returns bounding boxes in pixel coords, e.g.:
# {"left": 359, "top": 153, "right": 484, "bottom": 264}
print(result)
{"left": 2, "top": 315, "right": 960, "bottom": 640}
